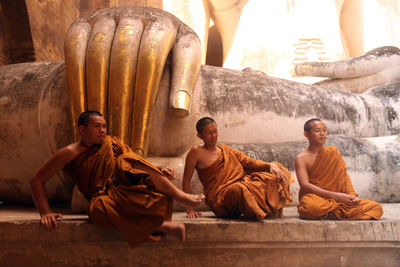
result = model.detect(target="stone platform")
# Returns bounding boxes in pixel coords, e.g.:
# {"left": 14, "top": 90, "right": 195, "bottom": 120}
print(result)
{"left": 1, "top": 203, "right": 399, "bottom": 267}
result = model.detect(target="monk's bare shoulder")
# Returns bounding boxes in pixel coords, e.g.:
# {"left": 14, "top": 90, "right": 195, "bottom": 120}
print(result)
{"left": 186, "top": 145, "right": 203, "bottom": 163}
{"left": 188, "top": 145, "right": 207, "bottom": 157}
{"left": 32, "top": 142, "right": 88, "bottom": 181}
{"left": 295, "top": 150, "right": 308, "bottom": 164}
{"left": 53, "top": 142, "right": 85, "bottom": 166}
{"left": 296, "top": 149, "right": 317, "bottom": 171}
{"left": 190, "top": 145, "right": 203, "bottom": 152}
{"left": 295, "top": 150, "right": 314, "bottom": 183}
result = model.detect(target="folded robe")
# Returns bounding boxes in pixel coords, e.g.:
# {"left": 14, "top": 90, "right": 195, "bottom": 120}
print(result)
{"left": 197, "top": 144, "right": 293, "bottom": 220}
{"left": 63, "top": 135, "right": 172, "bottom": 248}
{"left": 298, "top": 146, "right": 383, "bottom": 220}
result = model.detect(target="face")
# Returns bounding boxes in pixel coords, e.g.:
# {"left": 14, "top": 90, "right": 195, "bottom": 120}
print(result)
{"left": 305, "top": 121, "right": 327, "bottom": 145}
{"left": 80, "top": 115, "right": 107, "bottom": 144}
{"left": 198, "top": 122, "right": 218, "bottom": 146}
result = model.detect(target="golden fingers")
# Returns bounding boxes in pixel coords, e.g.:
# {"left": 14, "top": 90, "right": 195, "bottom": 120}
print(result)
{"left": 64, "top": 7, "right": 202, "bottom": 156}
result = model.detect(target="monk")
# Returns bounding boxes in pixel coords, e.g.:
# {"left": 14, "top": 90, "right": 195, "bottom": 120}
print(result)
{"left": 295, "top": 118, "right": 383, "bottom": 220}
{"left": 182, "top": 117, "right": 293, "bottom": 221}
{"left": 31, "top": 110, "right": 205, "bottom": 248}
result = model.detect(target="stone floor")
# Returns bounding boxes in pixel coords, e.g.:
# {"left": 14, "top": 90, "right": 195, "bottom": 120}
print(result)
{"left": 0, "top": 203, "right": 399, "bottom": 267}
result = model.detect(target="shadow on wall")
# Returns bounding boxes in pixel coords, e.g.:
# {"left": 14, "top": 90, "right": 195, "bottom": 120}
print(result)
{"left": 0, "top": 0, "right": 35, "bottom": 65}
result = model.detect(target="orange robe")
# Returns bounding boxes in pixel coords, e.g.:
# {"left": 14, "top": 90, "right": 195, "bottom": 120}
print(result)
{"left": 63, "top": 136, "right": 172, "bottom": 248}
{"left": 197, "top": 144, "right": 293, "bottom": 220}
{"left": 298, "top": 146, "right": 383, "bottom": 220}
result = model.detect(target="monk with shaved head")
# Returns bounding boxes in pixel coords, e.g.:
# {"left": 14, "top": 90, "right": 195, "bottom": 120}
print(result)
{"left": 182, "top": 117, "right": 293, "bottom": 220}
{"left": 31, "top": 110, "right": 204, "bottom": 248}
{"left": 295, "top": 118, "right": 383, "bottom": 220}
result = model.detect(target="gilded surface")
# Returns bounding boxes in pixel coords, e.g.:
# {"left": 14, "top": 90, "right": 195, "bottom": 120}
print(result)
{"left": 64, "top": 22, "right": 91, "bottom": 141}
{"left": 86, "top": 17, "right": 116, "bottom": 117}
{"left": 64, "top": 7, "right": 202, "bottom": 156}
{"left": 108, "top": 19, "right": 143, "bottom": 142}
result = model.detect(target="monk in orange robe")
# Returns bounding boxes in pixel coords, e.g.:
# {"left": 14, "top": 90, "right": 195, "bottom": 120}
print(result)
{"left": 182, "top": 117, "right": 293, "bottom": 220}
{"left": 295, "top": 118, "right": 383, "bottom": 220}
{"left": 31, "top": 110, "right": 205, "bottom": 248}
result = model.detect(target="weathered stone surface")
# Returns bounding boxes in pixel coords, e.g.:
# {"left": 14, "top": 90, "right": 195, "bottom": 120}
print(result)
{"left": 228, "top": 134, "right": 400, "bottom": 203}
{"left": 0, "top": 62, "right": 73, "bottom": 204}
{"left": 190, "top": 66, "right": 400, "bottom": 146}
{"left": 0, "top": 205, "right": 399, "bottom": 267}
{"left": 1, "top": 61, "right": 399, "bottom": 205}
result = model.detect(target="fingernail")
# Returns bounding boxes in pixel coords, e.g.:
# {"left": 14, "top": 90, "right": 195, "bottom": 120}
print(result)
{"left": 172, "top": 91, "right": 190, "bottom": 117}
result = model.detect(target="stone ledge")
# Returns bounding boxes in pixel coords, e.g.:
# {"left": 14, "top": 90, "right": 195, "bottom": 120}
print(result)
{"left": 1, "top": 204, "right": 399, "bottom": 243}
{"left": 1, "top": 204, "right": 399, "bottom": 267}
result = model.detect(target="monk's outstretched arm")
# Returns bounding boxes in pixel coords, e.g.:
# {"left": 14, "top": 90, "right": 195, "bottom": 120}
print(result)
{"left": 295, "top": 155, "right": 359, "bottom": 205}
{"left": 182, "top": 149, "right": 202, "bottom": 218}
{"left": 232, "top": 148, "right": 289, "bottom": 183}
{"left": 31, "top": 147, "right": 75, "bottom": 231}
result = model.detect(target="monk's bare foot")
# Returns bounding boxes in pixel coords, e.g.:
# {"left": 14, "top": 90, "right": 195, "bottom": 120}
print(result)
{"left": 157, "top": 222, "right": 185, "bottom": 242}
{"left": 175, "top": 192, "right": 205, "bottom": 206}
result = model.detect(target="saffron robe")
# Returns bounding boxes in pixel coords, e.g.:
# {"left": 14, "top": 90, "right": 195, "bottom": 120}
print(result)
{"left": 298, "top": 146, "right": 383, "bottom": 220}
{"left": 197, "top": 144, "right": 293, "bottom": 220}
{"left": 63, "top": 136, "right": 172, "bottom": 248}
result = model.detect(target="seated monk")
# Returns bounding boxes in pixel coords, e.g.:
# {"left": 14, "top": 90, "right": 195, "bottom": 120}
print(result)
{"left": 31, "top": 110, "right": 205, "bottom": 248}
{"left": 182, "top": 117, "right": 293, "bottom": 221}
{"left": 295, "top": 118, "right": 383, "bottom": 220}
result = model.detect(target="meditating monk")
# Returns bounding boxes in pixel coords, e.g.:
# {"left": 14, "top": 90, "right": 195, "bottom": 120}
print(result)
{"left": 31, "top": 110, "right": 205, "bottom": 248}
{"left": 182, "top": 117, "right": 293, "bottom": 220}
{"left": 295, "top": 118, "right": 383, "bottom": 220}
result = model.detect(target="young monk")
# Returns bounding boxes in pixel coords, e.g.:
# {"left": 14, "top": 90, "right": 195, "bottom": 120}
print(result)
{"left": 31, "top": 110, "right": 205, "bottom": 248}
{"left": 182, "top": 117, "right": 293, "bottom": 220}
{"left": 295, "top": 118, "right": 383, "bottom": 220}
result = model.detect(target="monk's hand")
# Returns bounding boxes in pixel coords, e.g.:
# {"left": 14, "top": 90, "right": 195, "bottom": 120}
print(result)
{"left": 348, "top": 195, "right": 361, "bottom": 206}
{"left": 335, "top": 193, "right": 359, "bottom": 205}
{"left": 40, "top": 212, "right": 63, "bottom": 232}
{"left": 186, "top": 207, "right": 202, "bottom": 219}
{"left": 161, "top": 167, "right": 176, "bottom": 181}
{"left": 269, "top": 163, "right": 290, "bottom": 184}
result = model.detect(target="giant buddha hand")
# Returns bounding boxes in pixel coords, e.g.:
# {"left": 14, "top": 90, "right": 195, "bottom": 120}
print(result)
{"left": 64, "top": 6, "right": 202, "bottom": 156}
{"left": 295, "top": 46, "right": 400, "bottom": 93}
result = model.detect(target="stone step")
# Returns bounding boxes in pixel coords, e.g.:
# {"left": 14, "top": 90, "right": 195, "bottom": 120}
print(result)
{"left": 1, "top": 204, "right": 399, "bottom": 267}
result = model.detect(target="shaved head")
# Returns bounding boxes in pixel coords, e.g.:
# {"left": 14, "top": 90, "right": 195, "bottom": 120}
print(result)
{"left": 304, "top": 118, "right": 322, "bottom": 133}
{"left": 196, "top": 117, "right": 216, "bottom": 134}
{"left": 78, "top": 110, "right": 103, "bottom": 127}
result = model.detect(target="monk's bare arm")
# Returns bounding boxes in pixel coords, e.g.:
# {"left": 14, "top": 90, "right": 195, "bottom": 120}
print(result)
{"left": 30, "top": 145, "right": 77, "bottom": 230}
{"left": 295, "top": 154, "right": 358, "bottom": 204}
{"left": 249, "top": 160, "right": 290, "bottom": 183}
{"left": 182, "top": 148, "right": 202, "bottom": 218}
{"left": 246, "top": 159, "right": 270, "bottom": 171}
